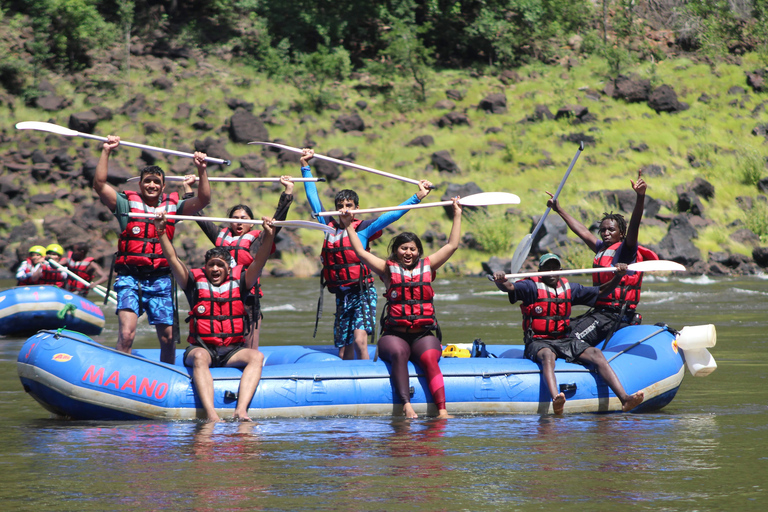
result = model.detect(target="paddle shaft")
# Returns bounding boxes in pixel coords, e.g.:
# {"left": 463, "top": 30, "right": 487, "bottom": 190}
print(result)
{"left": 249, "top": 142, "right": 433, "bottom": 188}
{"left": 47, "top": 259, "right": 117, "bottom": 305}
{"left": 126, "top": 212, "right": 333, "bottom": 234}
{"left": 493, "top": 260, "right": 684, "bottom": 281}
{"left": 126, "top": 176, "right": 325, "bottom": 183}
{"left": 316, "top": 200, "right": 455, "bottom": 216}
{"left": 529, "top": 141, "right": 584, "bottom": 242}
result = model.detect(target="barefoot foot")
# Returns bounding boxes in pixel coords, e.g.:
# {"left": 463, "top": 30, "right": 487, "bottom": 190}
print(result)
{"left": 435, "top": 409, "right": 454, "bottom": 419}
{"left": 622, "top": 391, "right": 644, "bottom": 412}
{"left": 403, "top": 403, "right": 418, "bottom": 419}
{"left": 552, "top": 393, "right": 566, "bottom": 415}
{"left": 233, "top": 410, "right": 253, "bottom": 422}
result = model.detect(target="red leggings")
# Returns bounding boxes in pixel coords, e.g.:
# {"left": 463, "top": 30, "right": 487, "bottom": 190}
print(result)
{"left": 378, "top": 331, "right": 446, "bottom": 410}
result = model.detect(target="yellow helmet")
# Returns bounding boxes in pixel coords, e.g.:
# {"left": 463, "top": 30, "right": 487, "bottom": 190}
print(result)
{"left": 45, "top": 243, "right": 64, "bottom": 256}
{"left": 28, "top": 245, "right": 46, "bottom": 256}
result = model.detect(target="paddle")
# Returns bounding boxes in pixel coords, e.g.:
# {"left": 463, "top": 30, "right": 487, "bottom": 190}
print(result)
{"left": 248, "top": 141, "right": 433, "bottom": 188}
{"left": 126, "top": 176, "right": 325, "bottom": 183}
{"left": 15, "top": 121, "right": 231, "bottom": 166}
{"left": 127, "top": 212, "right": 337, "bottom": 234}
{"left": 47, "top": 259, "right": 118, "bottom": 305}
{"left": 509, "top": 141, "right": 584, "bottom": 273}
{"left": 490, "top": 260, "right": 686, "bottom": 281}
{"left": 315, "top": 192, "right": 520, "bottom": 217}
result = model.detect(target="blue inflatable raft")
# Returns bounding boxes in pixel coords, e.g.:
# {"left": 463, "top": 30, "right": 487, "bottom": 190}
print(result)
{"left": 16, "top": 323, "right": 717, "bottom": 420}
{"left": 0, "top": 286, "right": 105, "bottom": 336}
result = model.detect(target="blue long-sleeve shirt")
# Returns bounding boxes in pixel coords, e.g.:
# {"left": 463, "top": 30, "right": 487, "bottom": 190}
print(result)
{"left": 301, "top": 165, "right": 422, "bottom": 249}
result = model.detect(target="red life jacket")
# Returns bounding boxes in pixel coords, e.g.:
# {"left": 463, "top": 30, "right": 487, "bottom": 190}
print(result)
{"left": 592, "top": 242, "right": 659, "bottom": 310}
{"left": 215, "top": 227, "right": 273, "bottom": 297}
{"left": 383, "top": 258, "right": 437, "bottom": 330}
{"left": 187, "top": 266, "right": 249, "bottom": 347}
{"left": 115, "top": 190, "right": 179, "bottom": 272}
{"left": 16, "top": 259, "right": 37, "bottom": 286}
{"left": 321, "top": 219, "right": 381, "bottom": 291}
{"left": 37, "top": 261, "right": 66, "bottom": 287}
{"left": 520, "top": 276, "right": 572, "bottom": 339}
{"left": 65, "top": 251, "right": 94, "bottom": 292}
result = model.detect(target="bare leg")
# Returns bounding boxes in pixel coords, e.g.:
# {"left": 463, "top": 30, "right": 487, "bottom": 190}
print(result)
{"left": 185, "top": 347, "right": 220, "bottom": 422}
{"left": 116, "top": 309, "right": 138, "bottom": 354}
{"left": 156, "top": 324, "right": 175, "bottom": 364}
{"left": 378, "top": 335, "right": 415, "bottom": 418}
{"left": 338, "top": 345, "right": 347, "bottom": 359}
{"left": 341, "top": 344, "right": 355, "bottom": 360}
{"left": 536, "top": 347, "right": 565, "bottom": 414}
{"left": 352, "top": 329, "right": 370, "bottom": 360}
{"left": 227, "top": 348, "right": 265, "bottom": 422}
{"left": 577, "top": 347, "right": 644, "bottom": 411}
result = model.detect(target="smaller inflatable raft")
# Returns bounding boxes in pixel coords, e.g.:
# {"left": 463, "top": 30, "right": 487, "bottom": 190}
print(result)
{"left": 0, "top": 286, "right": 105, "bottom": 337}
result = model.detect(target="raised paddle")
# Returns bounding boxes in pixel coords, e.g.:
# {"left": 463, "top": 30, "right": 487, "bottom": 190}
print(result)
{"left": 127, "top": 176, "right": 326, "bottom": 183}
{"left": 509, "top": 141, "right": 584, "bottom": 273}
{"left": 490, "top": 260, "right": 686, "bottom": 281}
{"left": 248, "top": 141, "right": 434, "bottom": 188}
{"left": 315, "top": 192, "right": 521, "bottom": 217}
{"left": 126, "top": 212, "right": 337, "bottom": 234}
{"left": 47, "top": 259, "right": 118, "bottom": 305}
{"left": 15, "top": 121, "right": 231, "bottom": 166}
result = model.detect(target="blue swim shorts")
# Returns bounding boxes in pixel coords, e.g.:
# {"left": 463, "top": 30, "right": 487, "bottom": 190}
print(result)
{"left": 333, "top": 285, "right": 377, "bottom": 348}
{"left": 115, "top": 274, "right": 174, "bottom": 326}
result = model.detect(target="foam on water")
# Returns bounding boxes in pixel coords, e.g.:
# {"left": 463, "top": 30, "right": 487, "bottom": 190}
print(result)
{"left": 262, "top": 304, "right": 298, "bottom": 312}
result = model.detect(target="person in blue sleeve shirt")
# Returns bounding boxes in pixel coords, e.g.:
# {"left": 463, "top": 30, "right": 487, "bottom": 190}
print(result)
{"left": 300, "top": 148, "right": 433, "bottom": 360}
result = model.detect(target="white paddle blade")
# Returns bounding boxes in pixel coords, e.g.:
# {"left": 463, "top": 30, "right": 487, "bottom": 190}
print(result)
{"left": 274, "top": 220, "right": 335, "bottom": 234}
{"left": 16, "top": 121, "right": 79, "bottom": 136}
{"left": 628, "top": 260, "right": 686, "bottom": 272}
{"left": 509, "top": 234, "right": 532, "bottom": 274}
{"left": 459, "top": 192, "right": 520, "bottom": 206}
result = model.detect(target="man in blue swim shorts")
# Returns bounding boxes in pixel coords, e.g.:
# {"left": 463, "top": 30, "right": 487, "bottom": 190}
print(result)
{"left": 93, "top": 135, "right": 211, "bottom": 364}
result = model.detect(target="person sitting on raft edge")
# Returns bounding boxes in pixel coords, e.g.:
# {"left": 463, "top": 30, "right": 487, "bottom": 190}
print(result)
{"left": 492, "top": 253, "right": 645, "bottom": 415}
{"left": 337, "top": 196, "right": 463, "bottom": 420}
{"left": 154, "top": 211, "right": 276, "bottom": 423}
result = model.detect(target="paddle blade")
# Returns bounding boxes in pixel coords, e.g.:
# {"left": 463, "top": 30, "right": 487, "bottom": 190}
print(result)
{"left": 628, "top": 260, "right": 686, "bottom": 272}
{"left": 16, "top": 121, "right": 79, "bottom": 136}
{"left": 509, "top": 234, "right": 532, "bottom": 274}
{"left": 459, "top": 192, "right": 520, "bottom": 206}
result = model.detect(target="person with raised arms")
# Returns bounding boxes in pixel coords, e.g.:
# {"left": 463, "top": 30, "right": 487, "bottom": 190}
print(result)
{"left": 181, "top": 175, "right": 295, "bottom": 349}
{"left": 154, "top": 212, "right": 275, "bottom": 422}
{"left": 300, "top": 148, "right": 433, "bottom": 360}
{"left": 492, "top": 253, "right": 644, "bottom": 414}
{"left": 16, "top": 245, "right": 46, "bottom": 285}
{"left": 60, "top": 242, "right": 109, "bottom": 297}
{"left": 337, "top": 197, "right": 463, "bottom": 419}
{"left": 546, "top": 170, "right": 657, "bottom": 346}
{"left": 93, "top": 135, "right": 211, "bottom": 364}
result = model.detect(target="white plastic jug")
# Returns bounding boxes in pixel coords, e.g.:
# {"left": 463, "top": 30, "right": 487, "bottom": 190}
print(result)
{"left": 676, "top": 324, "right": 717, "bottom": 350}
{"left": 683, "top": 347, "right": 717, "bottom": 377}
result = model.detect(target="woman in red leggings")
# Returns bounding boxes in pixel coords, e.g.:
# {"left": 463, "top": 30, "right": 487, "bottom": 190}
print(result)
{"left": 338, "top": 198, "right": 463, "bottom": 419}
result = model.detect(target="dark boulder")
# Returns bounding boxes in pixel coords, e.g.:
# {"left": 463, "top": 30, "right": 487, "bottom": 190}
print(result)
{"left": 648, "top": 85, "right": 689, "bottom": 113}
{"left": 334, "top": 113, "right": 365, "bottom": 132}
{"left": 36, "top": 95, "right": 69, "bottom": 111}
{"left": 68, "top": 111, "right": 99, "bottom": 134}
{"left": 746, "top": 70, "right": 765, "bottom": 93}
{"left": 652, "top": 215, "right": 701, "bottom": 266}
{"left": 481, "top": 257, "right": 512, "bottom": 275}
{"left": 239, "top": 154, "right": 268, "bottom": 176}
{"left": 533, "top": 105, "right": 554, "bottom": 121}
{"left": 229, "top": 108, "right": 269, "bottom": 143}
{"left": 730, "top": 228, "right": 760, "bottom": 246}
{"left": 431, "top": 150, "right": 460, "bottom": 173}
{"left": 406, "top": 135, "right": 434, "bottom": 148}
{"left": 478, "top": 93, "right": 507, "bottom": 114}
{"left": 752, "top": 246, "right": 768, "bottom": 267}
{"left": 531, "top": 215, "right": 571, "bottom": 255}
{"left": 437, "top": 112, "right": 471, "bottom": 128}
{"left": 611, "top": 75, "right": 652, "bottom": 103}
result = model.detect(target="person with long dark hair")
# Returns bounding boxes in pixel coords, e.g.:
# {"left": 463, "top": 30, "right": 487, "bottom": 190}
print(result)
{"left": 337, "top": 198, "right": 463, "bottom": 419}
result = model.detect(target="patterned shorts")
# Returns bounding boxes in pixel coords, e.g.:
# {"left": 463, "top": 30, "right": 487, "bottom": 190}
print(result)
{"left": 333, "top": 286, "right": 377, "bottom": 348}
{"left": 114, "top": 274, "right": 174, "bottom": 326}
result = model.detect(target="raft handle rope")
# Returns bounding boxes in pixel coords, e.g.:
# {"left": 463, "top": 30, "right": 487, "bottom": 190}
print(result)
{"left": 56, "top": 303, "right": 77, "bottom": 320}
{"left": 33, "top": 330, "right": 193, "bottom": 379}
{"left": 605, "top": 325, "right": 672, "bottom": 364}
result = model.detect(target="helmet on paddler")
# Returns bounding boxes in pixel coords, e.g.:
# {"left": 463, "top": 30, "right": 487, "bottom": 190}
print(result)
{"left": 45, "top": 243, "right": 64, "bottom": 257}
{"left": 28, "top": 245, "right": 46, "bottom": 256}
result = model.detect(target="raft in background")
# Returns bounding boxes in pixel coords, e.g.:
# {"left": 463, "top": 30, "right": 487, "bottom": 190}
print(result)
{"left": 0, "top": 286, "right": 105, "bottom": 337}
{"left": 17, "top": 323, "right": 716, "bottom": 420}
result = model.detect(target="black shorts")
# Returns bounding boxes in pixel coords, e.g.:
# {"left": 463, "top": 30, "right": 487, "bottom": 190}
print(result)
{"left": 569, "top": 310, "right": 632, "bottom": 347}
{"left": 184, "top": 343, "right": 245, "bottom": 368}
{"left": 524, "top": 336, "right": 591, "bottom": 363}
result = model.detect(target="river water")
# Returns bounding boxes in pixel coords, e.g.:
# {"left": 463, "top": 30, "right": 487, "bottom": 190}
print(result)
{"left": 1, "top": 274, "right": 766, "bottom": 511}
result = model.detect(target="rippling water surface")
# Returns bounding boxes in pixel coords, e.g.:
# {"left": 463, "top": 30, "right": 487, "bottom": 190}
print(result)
{"left": 1, "top": 275, "right": 766, "bottom": 511}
